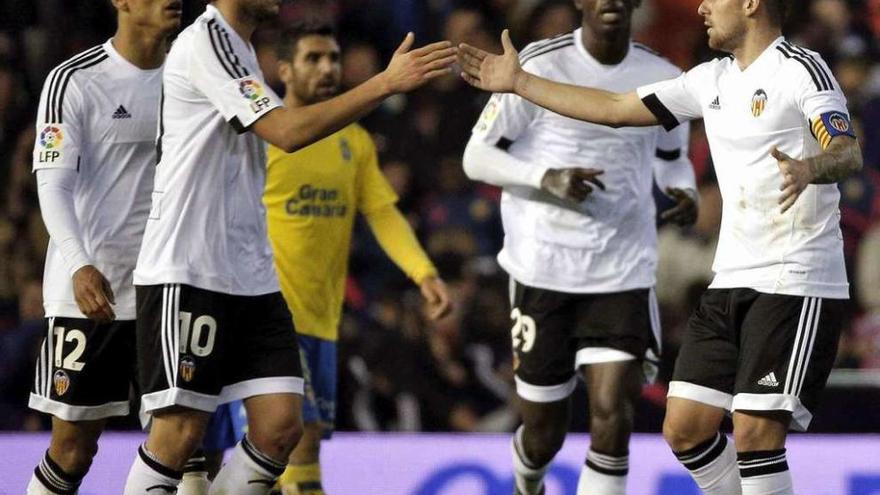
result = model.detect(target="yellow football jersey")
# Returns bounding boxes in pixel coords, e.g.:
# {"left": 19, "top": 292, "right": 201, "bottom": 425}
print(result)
{"left": 264, "top": 124, "right": 397, "bottom": 341}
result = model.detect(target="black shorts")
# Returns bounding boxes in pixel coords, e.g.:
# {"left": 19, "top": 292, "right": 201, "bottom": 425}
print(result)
{"left": 670, "top": 288, "right": 845, "bottom": 431}
{"left": 29, "top": 317, "right": 135, "bottom": 421}
{"left": 509, "top": 279, "right": 661, "bottom": 403}
{"left": 136, "top": 284, "right": 304, "bottom": 415}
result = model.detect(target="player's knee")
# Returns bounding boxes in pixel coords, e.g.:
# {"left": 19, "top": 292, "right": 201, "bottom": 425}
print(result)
{"left": 51, "top": 433, "right": 99, "bottom": 473}
{"left": 251, "top": 415, "right": 303, "bottom": 460}
{"left": 589, "top": 403, "right": 632, "bottom": 453}
{"left": 521, "top": 424, "right": 566, "bottom": 466}
{"left": 732, "top": 413, "right": 787, "bottom": 451}
{"left": 663, "top": 414, "right": 711, "bottom": 452}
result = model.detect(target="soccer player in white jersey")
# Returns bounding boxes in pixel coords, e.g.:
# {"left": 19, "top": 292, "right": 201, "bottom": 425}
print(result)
{"left": 25, "top": 1, "right": 181, "bottom": 494}
{"left": 459, "top": 0, "right": 862, "bottom": 494}
{"left": 121, "top": 1, "right": 457, "bottom": 494}
{"left": 462, "top": 1, "right": 696, "bottom": 494}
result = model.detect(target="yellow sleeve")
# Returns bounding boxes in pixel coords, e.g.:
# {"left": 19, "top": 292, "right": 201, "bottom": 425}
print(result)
{"left": 355, "top": 126, "right": 398, "bottom": 214}
{"left": 365, "top": 204, "right": 438, "bottom": 285}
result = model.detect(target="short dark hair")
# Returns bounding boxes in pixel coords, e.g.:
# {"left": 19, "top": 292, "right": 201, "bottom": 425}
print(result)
{"left": 765, "top": 0, "right": 791, "bottom": 25}
{"left": 275, "top": 21, "right": 335, "bottom": 61}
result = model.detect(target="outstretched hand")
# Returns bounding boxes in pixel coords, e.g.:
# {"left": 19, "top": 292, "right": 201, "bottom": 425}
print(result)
{"left": 541, "top": 167, "right": 606, "bottom": 203}
{"left": 380, "top": 33, "right": 458, "bottom": 94}
{"left": 772, "top": 147, "right": 813, "bottom": 213}
{"left": 458, "top": 29, "right": 522, "bottom": 93}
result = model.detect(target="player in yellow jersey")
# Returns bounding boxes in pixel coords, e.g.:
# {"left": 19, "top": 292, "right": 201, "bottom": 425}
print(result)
{"left": 253, "top": 22, "right": 451, "bottom": 495}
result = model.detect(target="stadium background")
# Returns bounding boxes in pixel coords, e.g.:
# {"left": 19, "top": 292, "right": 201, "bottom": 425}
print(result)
{"left": 0, "top": 0, "right": 878, "bottom": 493}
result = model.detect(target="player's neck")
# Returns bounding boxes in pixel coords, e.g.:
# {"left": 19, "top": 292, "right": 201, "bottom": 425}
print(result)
{"left": 283, "top": 92, "right": 306, "bottom": 109}
{"left": 581, "top": 26, "right": 630, "bottom": 65}
{"left": 112, "top": 26, "right": 167, "bottom": 70}
{"left": 732, "top": 25, "right": 782, "bottom": 71}
{"left": 214, "top": 2, "right": 258, "bottom": 42}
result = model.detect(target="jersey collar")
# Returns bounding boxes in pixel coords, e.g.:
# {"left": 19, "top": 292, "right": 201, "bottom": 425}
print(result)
{"left": 104, "top": 39, "right": 163, "bottom": 76}
{"left": 573, "top": 27, "right": 632, "bottom": 70}
{"left": 205, "top": 4, "right": 254, "bottom": 54}
{"left": 732, "top": 36, "right": 785, "bottom": 75}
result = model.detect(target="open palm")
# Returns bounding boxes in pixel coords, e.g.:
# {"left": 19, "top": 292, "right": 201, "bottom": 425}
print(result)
{"left": 458, "top": 29, "right": 521, "bottom": 93}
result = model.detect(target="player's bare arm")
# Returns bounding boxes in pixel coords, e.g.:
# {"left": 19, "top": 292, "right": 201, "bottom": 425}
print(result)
{"left": 255, "top": 33, "right": 456, "bottom": 152}
{"left": 458, "top": 30, "right": 658, "bottom": 128}
{"left": 773, "top": 136, "right": 862, "bottom": 213}
{"left": 541, "top": 168, "right": 606, "bottom": 203}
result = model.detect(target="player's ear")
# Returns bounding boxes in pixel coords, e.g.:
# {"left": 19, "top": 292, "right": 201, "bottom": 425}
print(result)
{"left": 743, "top": 0, "right": 760, "bottom": 18}
{"left": 111, "top": 0, "right": 128, "bottom": 13}
{"left": 276, "top": 60, "right": 292, "bottom": 84}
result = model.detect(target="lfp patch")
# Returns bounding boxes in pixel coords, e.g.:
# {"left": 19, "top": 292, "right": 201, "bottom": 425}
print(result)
{"left": 812, "top": 111, "right": 855, "bottom": 149}
{"left": 238, "top": 79, "right": 265, "bottom": 101}
{"left": 39, "top": 125, "right": 63, "bottom": 150}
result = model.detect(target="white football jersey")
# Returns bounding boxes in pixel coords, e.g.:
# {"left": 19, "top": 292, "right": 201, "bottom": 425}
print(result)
{"left": 637, "top": 37, "right": 851, "bottom": 299}
{"left": 33, "top": 40, "right": 162, "bottom": 319}
{"left": 471, "top": 30, "right": 692, "bottom": 293}
{"left": 134, "top": 4, "right": 283, "bottom": 295}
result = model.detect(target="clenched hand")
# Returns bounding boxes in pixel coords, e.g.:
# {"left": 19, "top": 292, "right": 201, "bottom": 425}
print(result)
{"left": 72, "top": 265, "right": 115, "bottom": 322}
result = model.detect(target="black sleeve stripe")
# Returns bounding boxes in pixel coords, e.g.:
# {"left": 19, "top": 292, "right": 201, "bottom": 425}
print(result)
{"left": 495, "top": 137, "right": 513, "bottom": 150}
{"left": 641, "top": 93, "right": 680, "bottom": 131}
{"left": 156, "top": 85, "right": 165, "bottom": 164}
{"left": 786, "top": 43, "right": 834, "bottom": 91}
{"left": 51, "top": 52, "right": 108, "bottom": 124}
{"left": 207, "top": 20, "right": 240, "bottom": 79}
{"left": 655, "top": 148, "right": 682, "bottom": 161}
{"left": 520, "top": 41, "right": 574, "bottom": 66}
{"left": 519, "top": 34, "right": 574, "bottom": 60}
{"left": 229, "top": 116, "right": 247, "bottom": 134}
{"left": 211, "top": 22, "right": 250, "bottom": 78}
{"left": 43, "top": 45, "right": 105, "bottom": 123}
{"left": 776, "top": 45, "right": 829, "bottom": 91}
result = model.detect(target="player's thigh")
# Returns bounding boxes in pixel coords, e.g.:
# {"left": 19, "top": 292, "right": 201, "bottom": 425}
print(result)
{"left": 668, "top": 289, "right": 738, "bottom": 411}
{"left": 581, "top": 360, "right": 643, "bottom": 419}
{"left": 733, "top": 293, "right": 845, "bottom": 432}
{"left": 31, "top": 317, "right": 134, "bottom": 421}
{"left": 572, "top": 289, "right": 658, "bottom": 375}
{"left": 244, "top": 392, "right": 303, "bottom": 442}
{"left": 223, "top": 292, "right": 303, "bottom": 401}
{"left": 297, "top": 334, "right": 337, "bottom": 439}
{"left": 508, "top": 279, "right": 578, "bottom": 403}
{"left": 136, "top": 284, "right": 231, "bottom": 414}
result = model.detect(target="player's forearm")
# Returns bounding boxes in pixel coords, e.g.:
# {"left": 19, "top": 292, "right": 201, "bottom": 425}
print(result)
{"left": 513, "top": 72, "right": 657, "bottom": 128}
{"left": 807, "top": 136, "right": 862, "bottom": 184}
{"left": 36, "top": 169, "right": 91, "bottom": 275}
{"left": 365, "top": 204, "right": 438, "bottom": 284}
{"left": 462, "top": 139, "right": 548, "bottom": 189}
{"left": 268, "top": 77, "right": 390, "bottom": 153}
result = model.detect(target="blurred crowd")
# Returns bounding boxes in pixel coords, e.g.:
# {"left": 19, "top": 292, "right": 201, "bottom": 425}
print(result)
{"left": 1, "top": 0, "right": 880, "bottom": 432}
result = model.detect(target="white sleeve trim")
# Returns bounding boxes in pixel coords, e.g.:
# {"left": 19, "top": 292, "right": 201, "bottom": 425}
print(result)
{"left": 36, "top": 168, "right": 90, "bottom": 276}
{"left": 462, "top": 138, "right": 549, "bottom": 190}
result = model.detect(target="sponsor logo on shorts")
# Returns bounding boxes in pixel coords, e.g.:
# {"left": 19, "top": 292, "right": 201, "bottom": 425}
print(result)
{"left": 758, "top": 371, "right": 779, "bottom": 387}
{"left": 180, "top": 356, "right": 196, "bottom": 382}
{"left": 53, "top": 369, "right": 70, "bottom": 396}
{"left": 751, "top": 89, "right": 767, "bottom": 117}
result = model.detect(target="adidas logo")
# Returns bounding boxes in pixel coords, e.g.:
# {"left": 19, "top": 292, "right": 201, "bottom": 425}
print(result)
{"left": 709, "top": 96, "right": 721, "bottom": 110}
{"left": 758, "top": 372, "right": 779, "bottom": 387}
{"left": 112, "top": 105, "right": 132, "bottom": 119}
